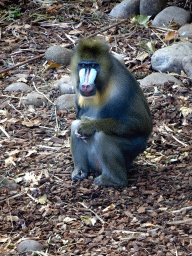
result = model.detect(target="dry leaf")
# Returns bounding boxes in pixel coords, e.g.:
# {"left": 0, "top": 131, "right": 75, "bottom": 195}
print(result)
{"left": 151, "top": 155, "right": 163, "bottom": 163}
{"left": 5, "top": 156, "right": 17, "bottom": 166}
{"left": 7, "top": 118, "right": 19, "bottom": 123}
{"left": 81, "top": 216, "right": 97, "bottom": 226}
{"left": 8, "top": 149, "right": 20, "bottom": 156}
{"left": 137, "top": 206, "right": 146, "bottom": 213}
{"left": 164, "top": 31, "right": 178, "bottom": 41}
{"left": 180, "top": 107, "right": 192, "bottom": 117}
{"left": 22, "top": 119, "right": 40, "bottom": 127}
{"left": 0, "top": 109, "right": 8, "bottom": 116}
{"left": 26, "top": 149, "right": 37, "bottom": 157}
{"left": 45, "top": 62, "right": 62, "bottom": 71}
{"left": 141, "top": 223, "right": 156, "bottom": 228}
{"left": 27, "top": 105, "right": 35, "bottom": 112}
{"left": 136, "top": 52, "right": 149, "bottom": 62}
{"left": 103, "top": 203, "right": 115, "bottom": 212}
{"left": 63, "top": 217, "right": 76, "bottom": 223}
{"left": 158, "top": 195, "right": 163, "bottom": 202}
{"left": 0, "top": 235, "right": 9, "bottom": 243}
{"left": 39, "top": 205, "right": 52, "bottom": 217}
{"left": 81, "top": 216, "right": 92, "bottom": 225}
{"left": 22, "top": 171, "right": 42, "bottom": 186}
{"left": 38, "top": 194, "right": 47, "bottom": 204}
{"left": 0, "top": 118, "right": 7, "bottom": 124}
{"left": 7, "top": 215, "right": 19, "bottom": 222}
{"left": 17, "top": 77, "right": 27, "bottom": 83}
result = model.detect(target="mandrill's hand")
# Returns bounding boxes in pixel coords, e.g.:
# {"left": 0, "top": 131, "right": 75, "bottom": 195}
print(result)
{"left": 76, "top": 118, "right": 96, "bottom": 138}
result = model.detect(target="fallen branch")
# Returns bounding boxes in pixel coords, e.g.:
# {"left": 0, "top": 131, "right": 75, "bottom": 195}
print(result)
{"left": 172, "top": 206, "right": 192, "bottom": 214}
{"left": 0, "top": 53, "right": 45, "bottom": 74}
{"left": 0, "top": 192, "right": 26, "bottom": 202}
{"left": 166, "top": 219, "right": 192, "bottom": 225}
{"left": 0, "top": 19, "right": 127, "bottom": 74}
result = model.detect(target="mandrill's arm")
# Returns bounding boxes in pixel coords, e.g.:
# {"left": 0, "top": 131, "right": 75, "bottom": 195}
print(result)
{"left": 76, "top": 112, "right": 151, "bottom": 138}
{"left": 77, "top": 117, "right": 120, "bottom": 137}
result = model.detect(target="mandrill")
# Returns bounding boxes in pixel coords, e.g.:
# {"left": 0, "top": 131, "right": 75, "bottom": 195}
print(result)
{"left": 70, "top": 38, "right": 152, "bottom": 187}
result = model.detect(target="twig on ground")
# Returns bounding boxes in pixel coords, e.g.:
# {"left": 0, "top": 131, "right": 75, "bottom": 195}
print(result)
{"left": 151, "top": 29, "right": 167, "bottom": 47}
{"left": 166, "top": 219, "right": 192, "bottom": 225}
{"left": 172, "top": 206, "right": 192, "bottom": 214}
{"left": 85, "top": 19, "right": 127, "bottom": 39}
{"left": 32, "top": 81, "right": 60, "bottom": 133}
{"left": 8, "top": 103, "right": 30, "bottom": 122}
{"left": 171, "top": 134, "right": 188, "bottom": 147}
{"left": 0, "top": 95, "right": 27, "bottom": 100}
{"left": 32, "top": 81, "right": 55, "bottom": 105}
{"left": 0, "top": 192, "right": 26, "bottom": 202}
{"left": 0, "top": 20, "right": 127, "bottom": 74}
{"left": 79, "top": 202, "right": 105, "bottom": 224}
{"left": 0, "top": 125, "right": 10, "bottom": 139}
{"left": 27, "top": 193, "right": 38, "bottom": 203}
{"left": 163, "top": 124, "right": 189, "bottom": 147}
{"left": 0, "top": 54, "right": 45, "bottom": 74}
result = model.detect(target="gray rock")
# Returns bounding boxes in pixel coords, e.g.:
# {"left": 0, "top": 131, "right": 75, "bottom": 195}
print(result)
{"left": 5, "top": 82, "right": 32, "bottom": 92}
{"left": 17, "top": 240, "right": 44, "bottom": 253}
{"left": 56, "top": 94, "right": 76, "bottom": 110}
{"left": 152, "top": 6, "right": 191, "bottom": 28}
{"left": 22, "top": 92, "right": 47, "bottom": 107}
{"left": 14, "top": 74, "right": 30, "bottom": 79}
{"left": 54, "top": 75, "right": 75, "bottom": 94}
{"left": 151, "top": 42, "right": 192, "bottom": 74}
{"left": 178, "top": 23, "right": 192, "bottom": 38}
{"left": 0, "top": 175, "right": 18, "bottom": 191}
{"left": 140, "top": 0, "right": 167, "bottom": 17}
{"left": 109, "top": 0, "right": 140, "bottom": 19}
{"left": 139, "top": 73, "right": 182, "bottom": 88}
{"left": 182, "top": 56, "right": 192, "bottom": 78}
{"left": 45, "top": 46, "right": 73, "bottom": 65}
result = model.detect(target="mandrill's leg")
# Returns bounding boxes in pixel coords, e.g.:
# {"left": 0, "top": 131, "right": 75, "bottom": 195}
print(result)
{"left": 93, "top": 132, "right": 128, "bottom": 187}
{"left": 71, "top": 120, "right": 90, "bottom": 180}
{"left": 71, "top": 120, "right": 99, "bottom": 180}
{"left": 93, "top": 133, "right": 148, "bottom": 187}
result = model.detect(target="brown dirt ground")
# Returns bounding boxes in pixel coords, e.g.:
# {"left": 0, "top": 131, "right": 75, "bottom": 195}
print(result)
{"left": 0, "top": 1, "right": 192, "bottom": 255}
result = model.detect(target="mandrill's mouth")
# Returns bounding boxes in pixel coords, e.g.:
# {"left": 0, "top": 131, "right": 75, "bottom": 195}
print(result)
{"left": 80, "top": 87, "right": 96, "bottom": 97}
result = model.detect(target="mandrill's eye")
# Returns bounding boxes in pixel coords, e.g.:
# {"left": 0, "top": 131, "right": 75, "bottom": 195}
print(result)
{"left": 91, "top": 64, "right": 95, "bottom": 68}
{"left": 82, "top": 63, "right": 85, "bottom": 67}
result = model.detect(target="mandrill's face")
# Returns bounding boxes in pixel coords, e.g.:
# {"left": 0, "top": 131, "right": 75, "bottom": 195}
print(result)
{"left": 78, "top": 61, "right": 100, "bottom": 98}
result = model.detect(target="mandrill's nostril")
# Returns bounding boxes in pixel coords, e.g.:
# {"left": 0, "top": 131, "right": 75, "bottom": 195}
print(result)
{"left": 82, "top": 84, "right": 90, "bottom": 90}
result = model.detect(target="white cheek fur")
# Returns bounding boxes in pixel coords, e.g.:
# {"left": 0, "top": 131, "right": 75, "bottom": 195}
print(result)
{"left": 79, "top": 68, "right": 97, "bottom": 85}
{"left": 79, "top": 68, "right": 86, "bottom": 85}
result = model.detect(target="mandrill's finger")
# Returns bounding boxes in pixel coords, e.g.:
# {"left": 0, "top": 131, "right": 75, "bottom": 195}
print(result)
{"left": 75, "top": 129, "right": 88, "bottom": 143}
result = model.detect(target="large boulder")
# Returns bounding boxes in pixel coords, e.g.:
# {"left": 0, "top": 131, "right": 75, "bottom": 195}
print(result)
{"left": 152, "top": 6, "right": 191, "bottom": 28}
{"left": 178, "top": 24, "right": 192, "bottom": 39}
{"left": 151, "top": 42, "right": 192, "bottom": 74}
{"left": 139, "top": 73, "right": 182, "bottom": 88}
{"left": 109, "top": 0, "right": 140, "bottom": 19}
{"left": 140, "top": 0, "right": 167, "bottom": 17}
{"left": 45, "top": 46, "right": 73, "bottom": 65}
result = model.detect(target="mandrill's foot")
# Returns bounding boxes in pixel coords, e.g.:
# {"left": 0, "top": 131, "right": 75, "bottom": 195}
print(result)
{"left": 94, "top": 175, "right": 128, "bottom": 187}
{"left": 72, "top": 168, "right": 89, "bottom": 181}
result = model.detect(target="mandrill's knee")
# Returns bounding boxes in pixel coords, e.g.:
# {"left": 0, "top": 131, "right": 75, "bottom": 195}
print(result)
{"left": 71, "top": 120, "right": 81, "bottom": 134}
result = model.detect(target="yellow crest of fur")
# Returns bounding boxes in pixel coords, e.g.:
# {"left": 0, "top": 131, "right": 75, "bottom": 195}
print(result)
{"left": 78, "top": 83, "right": 112, "bottom": 108}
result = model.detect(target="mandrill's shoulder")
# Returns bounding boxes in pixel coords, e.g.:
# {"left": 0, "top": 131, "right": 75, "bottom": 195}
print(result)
{"left": 110, "top": 55, "right": 141, "bottom": 92}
